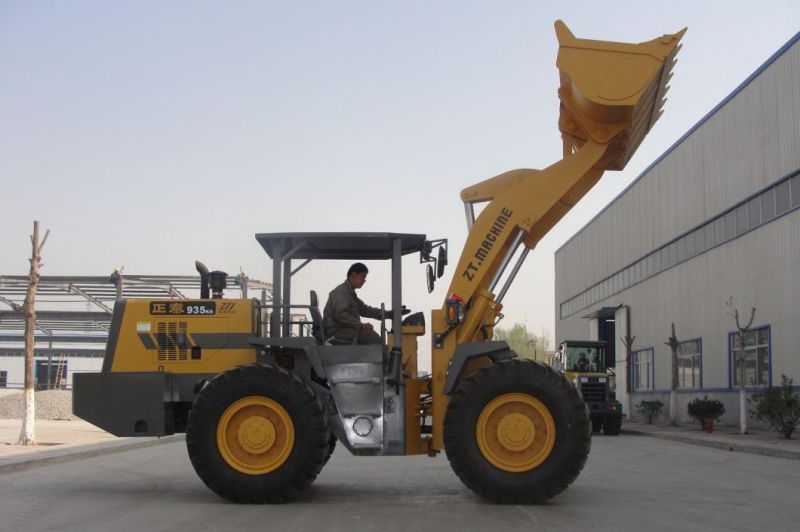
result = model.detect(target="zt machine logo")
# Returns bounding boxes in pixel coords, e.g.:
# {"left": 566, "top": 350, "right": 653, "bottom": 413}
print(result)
{"left": 461, "top": 207, "right": 514, "bottom": 281}
{"left": 150, "top": 301, "right": 217, "bottom": 316}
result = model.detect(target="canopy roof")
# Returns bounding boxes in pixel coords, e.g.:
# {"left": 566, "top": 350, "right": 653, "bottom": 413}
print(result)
{"left": 256, "top": 232, "right": 427, "bottom": 261}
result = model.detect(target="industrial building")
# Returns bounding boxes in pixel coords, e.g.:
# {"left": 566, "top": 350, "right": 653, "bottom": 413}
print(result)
{"left": 555, "top": 33, "right": 800, "bottom": 425}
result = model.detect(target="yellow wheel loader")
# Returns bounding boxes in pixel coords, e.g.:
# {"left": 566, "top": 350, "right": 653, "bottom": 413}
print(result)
{"left": 558, "top": 340, "right": 623, "bottom": 435}
{"left": 73, "top": 21, "right": 684, "bottom": 503}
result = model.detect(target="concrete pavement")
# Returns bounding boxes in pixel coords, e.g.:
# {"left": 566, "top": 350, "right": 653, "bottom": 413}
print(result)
{"left": 1, "top": 431, "right": 798, "bottom": 532}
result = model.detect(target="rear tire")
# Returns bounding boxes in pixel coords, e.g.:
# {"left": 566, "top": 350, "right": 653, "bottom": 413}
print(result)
{"left": 592, "top": 420, "right": 603, "bottom": 433}
{"left": 444, "top": 358, "right": 591, "bottom": 504}
{"left": 603, "top": 416, "right": 622, "bottom": 436}
{"left": 186, "top": 364, "right": 328, "bottom": 503}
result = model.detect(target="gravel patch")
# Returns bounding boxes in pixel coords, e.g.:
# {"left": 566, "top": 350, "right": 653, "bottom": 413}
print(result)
{"left": 0, "top": 390, "right": 75, "bottom": 420}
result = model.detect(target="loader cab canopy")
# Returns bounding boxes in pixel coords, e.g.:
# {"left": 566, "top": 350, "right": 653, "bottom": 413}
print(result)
{"left": 255, "top": 233, "right": 430, "bottom": 347}
{"left": 559, "top": 340, "right": 607, "bottom": 373}
{"left": 256, "top": 232, "right": 428, "bottom": 260}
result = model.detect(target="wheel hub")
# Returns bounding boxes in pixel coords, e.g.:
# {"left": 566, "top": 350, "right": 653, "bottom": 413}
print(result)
{"left": 497, "top": 413, "right": 536, "bottom": 451}
{"left": 237, "top": 416, "right": 276, "bottom": 454}
{"left": 216, "top": 396, "right": 294, "bottom": 475}
{"left": 476, "top": 393, "right": 556, "bottom": 473}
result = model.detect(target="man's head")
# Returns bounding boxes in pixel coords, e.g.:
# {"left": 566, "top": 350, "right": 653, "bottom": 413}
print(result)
{"left": 346, "top": 262, "right": 369, "bottom": 289}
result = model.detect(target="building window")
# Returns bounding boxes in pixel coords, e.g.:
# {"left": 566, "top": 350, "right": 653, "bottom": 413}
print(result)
{"left": 735, "top": 204, "right": 748, "bottom": 235}
{"left": 667, "top": 242, "right": 677, "bottom": 266}
{"left": 677, "top": 339, "right": 702, "bottom": 389}
{"left": 0, "top": 370, "right": 6, "bottom": 388}
{"left": 730, "top": 326, "right": 770, "bottom": 387}
{"left": 632, "top": 348, "right": 653, "bottom": 391}
{"left": 760, "top": 188, "right": 775, "bottom": 221}
{"left": 775, "top": 179, "right": 790, "bottom": 214}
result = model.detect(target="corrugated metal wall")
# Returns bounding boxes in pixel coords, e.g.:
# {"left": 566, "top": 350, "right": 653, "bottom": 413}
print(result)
{"left": 558, "top": 215, "right": 800, "bottom": 382}
{"left": 554, "top": 35, "right": 800, "bottom": 414}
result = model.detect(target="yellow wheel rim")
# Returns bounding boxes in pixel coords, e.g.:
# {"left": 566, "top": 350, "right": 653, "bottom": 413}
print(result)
{"left": 216, "top": 396, "right": 294, "bottom": 475}
{"left": 476, "top": 393, "right": 556, "bottom": 473}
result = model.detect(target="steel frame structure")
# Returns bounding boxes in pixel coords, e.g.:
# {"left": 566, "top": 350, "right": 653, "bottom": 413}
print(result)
{"left": 0, "top": 273, "right": 272, "bottom": 339}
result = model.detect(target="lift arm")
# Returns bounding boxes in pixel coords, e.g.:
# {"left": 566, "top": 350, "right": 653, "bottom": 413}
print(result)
{"left": 430, "top": 20, "right": 685, "bottom": 450}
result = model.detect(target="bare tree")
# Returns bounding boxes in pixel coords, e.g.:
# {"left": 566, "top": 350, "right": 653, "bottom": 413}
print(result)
{"left": 665, "top": 323, "right": 679, "bottom": 426}
{"left": 18, "top": 221, "right": 49, "bottom": 446}
{"left": 727, "top": 297, "right": 756, "bottom": 435}
{"left": 621, "top": 333, "right": 636, "bottom": 421}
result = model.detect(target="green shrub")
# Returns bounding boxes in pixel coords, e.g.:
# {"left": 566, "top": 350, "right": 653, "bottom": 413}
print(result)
{"left": 636, "top": 400, "right": 664, "bottom": 424}
{"left": 687, "top": 396, "right": 725, "bottom": 430}
{"left": 750, "top": 375, "right": 800, "bottom": 439}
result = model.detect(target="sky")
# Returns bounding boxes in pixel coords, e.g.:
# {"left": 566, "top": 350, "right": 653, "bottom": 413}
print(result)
{"left": 1, "top": 1, "right": 798, "bottom": 364}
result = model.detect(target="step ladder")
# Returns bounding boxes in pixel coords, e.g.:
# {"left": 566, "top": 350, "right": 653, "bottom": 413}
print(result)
{"left": 52, "top": 353, "right": 67, "bottom": 389}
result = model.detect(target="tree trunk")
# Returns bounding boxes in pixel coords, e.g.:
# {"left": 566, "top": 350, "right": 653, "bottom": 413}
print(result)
{"left": 729, "top": 302, "right": 755, "bottom": 436}
{"left": 739, "top": 387, "right": 747, "bottom": 435}
{"left": 621, "top": 334, "right": 635, "bottom": 422}
{"left": 666, "top": 323, "right": 679, "bottom": 426}
{"left": 18, "top": 221, "right": 47, "bottom": 446}
{"left": 738, "top": 335, "right": 748, "bottom": 435}
{"left": 670, "top": 390, "right": 677, "bottom": 426}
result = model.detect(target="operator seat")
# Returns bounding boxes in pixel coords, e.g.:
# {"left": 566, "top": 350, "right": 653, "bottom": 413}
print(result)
{"left": 310, "top": 290, "right": 360, "bottom": 345}
{"left": 308, "top": 290, "right": 325, "bottom": 344}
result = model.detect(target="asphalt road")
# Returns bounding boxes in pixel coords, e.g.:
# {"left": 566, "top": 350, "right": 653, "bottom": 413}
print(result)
{"left": 1, "top": 434, "right": 797, "bottom": 532}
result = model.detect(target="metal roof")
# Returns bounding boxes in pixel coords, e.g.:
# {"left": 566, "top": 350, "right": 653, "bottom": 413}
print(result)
{"left": 255, "top": 232, "right": 428, "bottom": 260}
{"left": 0, "top": 273, "right": 272, "bottom": 339}
{"left": 0, "top": 310, "right": 112, "bottom": 335}
{"left": 0, "top": 334, "right": 107, "bottom": 344}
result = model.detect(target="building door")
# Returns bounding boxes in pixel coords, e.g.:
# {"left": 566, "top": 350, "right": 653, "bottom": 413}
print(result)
{"left": 35, "top": 359, "right": 67, "bottom": 390}
{"left": 598, "top": 316, "right": 616, "bottom": 370}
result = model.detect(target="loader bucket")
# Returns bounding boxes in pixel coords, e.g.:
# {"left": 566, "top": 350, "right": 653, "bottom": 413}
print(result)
{"left": 555, "top": 20, "right": 686, "bottom": 170}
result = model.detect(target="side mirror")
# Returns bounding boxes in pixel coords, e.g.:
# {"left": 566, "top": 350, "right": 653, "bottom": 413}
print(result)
{"left": 421, "top": 241, "right": 432, "bottom": 262}
{"left": 426, "top": 264, "right": 435, "bottom": 293}
{"left": 436, "top": 246, "right": 447, "bottom": 278}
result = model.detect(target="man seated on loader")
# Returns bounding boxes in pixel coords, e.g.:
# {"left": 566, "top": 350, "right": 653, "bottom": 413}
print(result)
{"left": 576, "top": 352, "right": 590, "bottom": 372}
{"left": 323, "top": 262, "right": 389, "bottom": 345}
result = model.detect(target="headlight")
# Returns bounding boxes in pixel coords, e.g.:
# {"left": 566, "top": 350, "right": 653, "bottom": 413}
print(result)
{"left": 579, "top": 377, "right": 588, "bottom": 383}
{"left": 599, "top": 377, "right": 607, "bottom": 383}
{"left": 353, "top": 416, "right": 373, "bottom": 437}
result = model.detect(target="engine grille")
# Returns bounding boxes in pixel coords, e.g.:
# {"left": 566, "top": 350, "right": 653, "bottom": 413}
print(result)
{"left": 579, "top": 379, "right": 607, "bottom": 403}
{"left": 156, "top": 322, "right": 188, "bottom": 362}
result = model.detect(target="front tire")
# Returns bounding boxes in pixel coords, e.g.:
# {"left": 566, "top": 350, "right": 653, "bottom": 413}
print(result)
{"left": 444, "top": 358, "right": 591, "bottom": 504}
{"left": 322, "top": 432, "right": 337, "bottom": 465}
{"left": 186, "top": 364, "right": 328, "bottom": 503}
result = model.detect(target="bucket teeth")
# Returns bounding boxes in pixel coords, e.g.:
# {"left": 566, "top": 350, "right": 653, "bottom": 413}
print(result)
{"left": 555, "top": 21, "right": 686, "bottom": 170}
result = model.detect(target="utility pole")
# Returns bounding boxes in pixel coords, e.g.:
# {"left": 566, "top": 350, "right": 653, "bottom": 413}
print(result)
{"left": 665, "top": 323, "right": 679, "bottom": 426}
{"left": 18, "top": 221, "right": 49, "bottom": 446}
